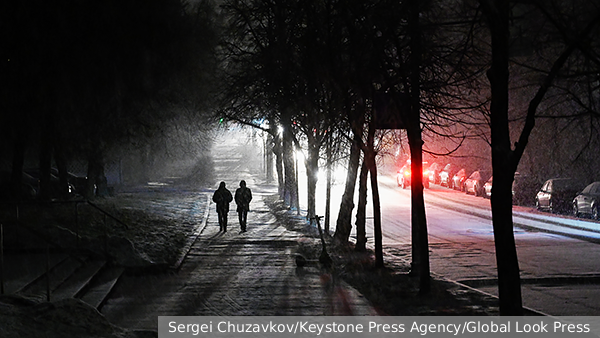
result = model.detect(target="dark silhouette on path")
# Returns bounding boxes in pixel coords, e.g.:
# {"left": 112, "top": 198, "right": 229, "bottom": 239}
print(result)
{"left": 212, "top": 181, "right": 232, "bottom": 232}
{"left": 235, "top": 180, "right": 252, "bottom": 232}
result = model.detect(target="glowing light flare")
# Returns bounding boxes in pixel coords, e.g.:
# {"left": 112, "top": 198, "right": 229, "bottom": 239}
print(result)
{"left": 317, "top": 166, "right": 347, "bottom": 185}
{"left": 401, "top": 163, "right": 429, "bottom": 180}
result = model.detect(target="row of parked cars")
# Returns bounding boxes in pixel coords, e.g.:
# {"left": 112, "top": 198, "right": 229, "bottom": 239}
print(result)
{"left": 0, "top": 168, "right": 92, "bottom": 201}
{"left": 536, "top": 178, "right": 600, "bottom": 220}
{"left": 397, "top": 162, "right": 600, "bottom": 221}
{"left": 397, "top": 162, "right": 492, "bottom": 195}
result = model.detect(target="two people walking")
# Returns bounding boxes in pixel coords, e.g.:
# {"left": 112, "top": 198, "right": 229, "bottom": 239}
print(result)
{"left": 212, "top": 180, "right": 252, "bottom": 233}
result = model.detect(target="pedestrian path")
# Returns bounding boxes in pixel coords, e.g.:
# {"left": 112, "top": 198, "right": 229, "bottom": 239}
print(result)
{"left": 101, "top": 133, "right": 377, "bottom": 330}
{"left": 102, "top": 181, "right": 376, "bottom": 330}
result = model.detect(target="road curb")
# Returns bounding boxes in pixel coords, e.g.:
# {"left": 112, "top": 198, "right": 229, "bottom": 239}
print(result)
{"left": 425, "top": 196, "right": 600, "bottom": 244}
{"left": 444, "top": 277, "right": 550, "bottom": 316}
{"left": 170, "top": 193, "right": 211, "bottom": 270}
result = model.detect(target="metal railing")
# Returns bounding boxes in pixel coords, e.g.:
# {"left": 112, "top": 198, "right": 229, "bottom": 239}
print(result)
{"left": 0, "top": 199, "right": 128, "bottom": 300}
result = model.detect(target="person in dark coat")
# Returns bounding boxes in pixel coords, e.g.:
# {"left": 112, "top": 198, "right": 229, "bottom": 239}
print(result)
{"left": 212, "top": 181, "right": 233, "bottom": 232}
{"left": 234, "top": 180, "right": 252, "bottom": 232}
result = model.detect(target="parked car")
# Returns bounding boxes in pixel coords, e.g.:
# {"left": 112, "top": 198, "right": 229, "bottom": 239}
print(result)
{"left": 483, "top": 176, "right": 493, "bottom": 198}
{"left": 535, "top": 178, "right": 583, "bottom": 214}
{"left": 451, "top": 168, "right": 468, "bottom": 191}
{"left": 572, "top": 181, "right": 600, "bottom": 220}
{"left": 24, "top": 168, "right": 75, "bottom": 198}
{"left": 0, "top": 171, "right": 38, "bottom": 200}
{"left": 464, "top": 170, "right": 492, "bottom": 197}
{"left": 427, "top": 163, "right": 442, "bottom": 185}
{"left": 50, "top": 168, "right": 92, "bottom": 197}
{"left": 439, "top": 164, "right": 458, "bottom": 187}
{"left": 397, "top": 162, "right": 430, "bottom": 189}
{"left": 483, "top": 174, "right": 534, "bottom": 201}
{"left": 397, "top": 165, "right": 410, "bottom": 189}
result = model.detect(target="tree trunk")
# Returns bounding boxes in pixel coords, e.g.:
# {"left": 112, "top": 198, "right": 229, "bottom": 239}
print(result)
{"left": 305, "top": 135, "right": 319, "bottom": 221}
{"left": 39, "top": 117, "right": 54, "bottom": 201}
{"left": 408, "top": 132, "right": 430, "bottom": 293}
{"left": 272, "top": 132, "right": 284, "bottom": 199}
{"left": 491, "top": 170, "right": 522, "bottom": 315}
{"left": 355, "top": 156, "right": 368, "bottom": 252}
{"left": 479, "top": 0, "right": 598, "bottom": 315}
{"left": 54, "top": 140, "right": 70, "bottom": 197}
{"left": 86, "top": 142, "right": 108, "bottom": 199}
{"left": 324, "top": 132, "right": 332, "bottom": 234}
{"left": 266, "top": 133, "right": 274, "bottom": 183}
{"left": 333, "top": 128, "right": 361, "bottom": 244}
{"left": 139, "top": 144, "right": 151, "bottom": 184}
{"left": 281, "top": 117, "right": 298, "bottom": 209}
{"left": 283, "top": 134, "right": 294, "bottom": 207}
{"left": 10, "top": 133, "right": 26, "bottom": 200}
{"left": 366, "top": 124, "right": 383, "bottom": 268}
{"left": 480, "top": 0, "right": 524, "bottom": 316}
{"left": 408, "top": 0, "right": 430, "bottom": 293}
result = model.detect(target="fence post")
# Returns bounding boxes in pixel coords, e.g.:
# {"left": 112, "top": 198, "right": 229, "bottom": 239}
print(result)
{"left": 1, "top": 223, "right": 4, "bottom": 295}
{"left": 104, "top": 214, "right": 108, "bottom": 257}
{"left": 75, "top": 202, "right": 80, "bottom": 251}
{"left": 46, "top": 243, "right": 50, "bottom": 302}
{"left": 15, "top": 204, "right": 20, "bottom": 245}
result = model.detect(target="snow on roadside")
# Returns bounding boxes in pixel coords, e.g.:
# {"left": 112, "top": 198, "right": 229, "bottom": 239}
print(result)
{"left": 0, "top": 296, "right": 156, "bottom": 338}
{"left": 1, "top": 188, "right": 207, "bottom": 337}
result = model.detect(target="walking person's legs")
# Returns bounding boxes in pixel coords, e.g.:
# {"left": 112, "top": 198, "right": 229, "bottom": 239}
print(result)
{"left": 238, "top": 210, "right": 247, "bottom": 232}
{"left": 242, "top": 210, "right": 247, "bottom": 231}
{"left": 218, "top": 209, "right": 227, "bottom": 232}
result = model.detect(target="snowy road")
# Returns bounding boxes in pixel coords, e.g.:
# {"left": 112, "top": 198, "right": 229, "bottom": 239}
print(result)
{"left": 305, "top": 170, "right": 600, "bottom": 316}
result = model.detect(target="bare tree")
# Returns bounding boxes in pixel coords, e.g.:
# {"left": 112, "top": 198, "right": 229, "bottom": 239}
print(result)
{"left": 478, "top": 0, "right": 600, "bottom": 315}
{"left": 3, "top": 0, "right": 219, "bottom": 200}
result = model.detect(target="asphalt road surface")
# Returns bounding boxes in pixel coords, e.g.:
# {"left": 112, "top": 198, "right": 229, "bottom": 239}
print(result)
{"left": 305, "top": 167, "right": 600, "bottom": 316}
